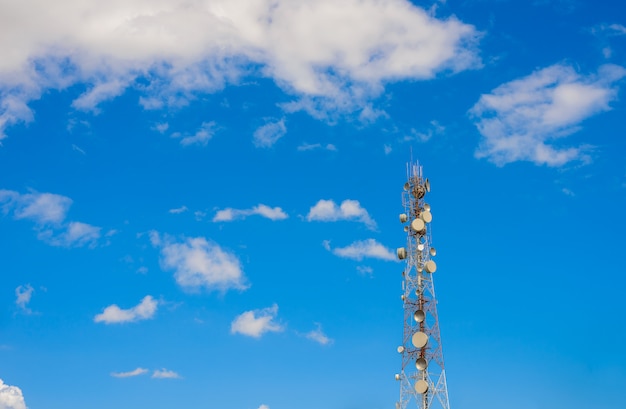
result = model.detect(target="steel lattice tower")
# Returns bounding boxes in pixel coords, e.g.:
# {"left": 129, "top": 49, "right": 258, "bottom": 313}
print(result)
{"left": 395, "top": 162, "right": 450, "bottom": 409}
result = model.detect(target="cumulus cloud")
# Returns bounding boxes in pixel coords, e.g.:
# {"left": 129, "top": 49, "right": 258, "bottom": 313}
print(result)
{"left": 231, "top": 304, "right": 283, "bottom": 338}
{"left": 0, "top": 0, "right": 480, "bottom": 140}
{"left": 15, "top": 284, "right": 34, "bottom": 314}
{"left": 307, "top": 199, "right": 376, "bottom": 229}
{"left": 111, "top": 368, "right": 149, "bottom": 378}
{"left": 213, "top": 204, "right": 288, "bottom": 222}
{"left": 152, "top": 369, "right": 181, "bottom": 379}
{"left": 470, "top": 63, "right": 626, "bottom": 166}
{"left": 327, "top": 239, "right": 396, "bottom": 261}
{"left": 0, "top": 379, "right": 27, "bottom": 409}
{"left": 94, "top": 295, "right": 158, "bottom": 324}
{"left": 153, "top": 233, "right": 248, "bottom": 292}
{"left": 0, "top": 189, "right": 102, "bottom": 247}
{"left": 305, "top": 323, "right": 333, "bottom": 345}
{"left": 253, "top": 118, "right": 287, "bottom": 148}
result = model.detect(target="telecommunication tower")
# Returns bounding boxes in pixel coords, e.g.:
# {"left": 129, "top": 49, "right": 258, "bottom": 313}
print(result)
{"left": 395, "top": 162, "right": 450, "bottom": 409}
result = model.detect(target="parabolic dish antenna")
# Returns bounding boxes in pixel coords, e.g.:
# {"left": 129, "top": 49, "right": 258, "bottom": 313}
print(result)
{"left": 424, "top": 203, "right": 431, "bottom": 212}
{"left": 403, "top": 182, "right": 410, "bottom": 191}
{"left": 415, "top": 380, "right": 429, "bottom": 394}
{"left": 425, "top": 260, "right": 437, "bottom": 273}
{"left": 399, "top": 213, "right": 408, "bottom": 223}
{"left": 424, "top": 178, "right": 430, "bottom": 192}
{"left": 421, "top": 211, "right": 433, "bottom": 223}
{"left": 397, "top": 248, "right": 407, "bottom": 259}
{"left": 397, "top": 346, "right": 405, "bottom": 353}
{"left": 417, "top": 243, "right": 424, "bottom": 251}
{"left": 412, "top": 331, "right": 428, "bottom": 348}
{"left": 415, "top": 358, "right": 428, "bottom": 370}
{"left": 430, "top": 247, "right": 437, "bottom": 256}
{"left": 411, "top": 218, "right": 425, "bottom": 232}
{"left": 413, "top": 309, "right": 425, "bottom": 322}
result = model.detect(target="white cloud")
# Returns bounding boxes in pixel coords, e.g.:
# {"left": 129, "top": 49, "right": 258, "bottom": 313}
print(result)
{"left": 168, "top": 205, "right": 188, "bottom": 214}
{"left": 94, "top": 295, "right": 158, "bottom": 324}
{"left": 253, "top": 118, "right": 287, "bottom": 148}
{"left": 15, "top": 284, "right": 34, "bottom": 313}
{"left": 111, "top": 368, "right": 149, "bottom": 378}
{"left": 356, "top": 265, "right": 374, "bottom": 275}
{"left": 384, "top": 144, "right": 393, "bottom": 155}
{"left": 38, "top": 221, "right": 101, "bottom": 248}
{"left": 154, "top": 234, "right": 248, "bottom": 292}
{"left": 329, "top": 239, "right": 396, "bottom": 261}
{"left": 213, "top": 204, "right": 288, "bottom": 222}
{"left": 470, "top": 63, "right": 626, "bottom": 166}
{"left": 0, "top": 190, "right": 72, "bottom": 225}
{"left": 0, "top": 0, "right": 480, "bottom": 140}
{"left": 258, "top": 405, "right": 270, "bottom": 409}
{"left": 0, "top": 379, "right": 27, "bottom": 409}
{"left": 306, "top": 199, "right": 376, "bottom": 229}
{"left": 562, "top": 188, "right": 575, "bottom": 197}
{"left": 305, "top": 323, "right": 333, "bottom": 345}
{"left": 0, "top": 189, "right": 102, "bottom": 247}
{"left": 151, "top": 369, "right": 181, "bottom": 379}
{"left": 174, "top": 121, "right": 217, "bottom": 147}
{"left": 297, "top": 143, "right": 337, "bottom": 152}
{"left": 231, "top": 304, "right": 283, "bottom": 338}
{"left": 403, "top": 120, "right": 445, "bottom": 143}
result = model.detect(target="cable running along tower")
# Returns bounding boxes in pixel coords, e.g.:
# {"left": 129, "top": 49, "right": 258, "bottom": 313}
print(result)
{"left": 395, "top": 162, "right": 450, "bottom": 409}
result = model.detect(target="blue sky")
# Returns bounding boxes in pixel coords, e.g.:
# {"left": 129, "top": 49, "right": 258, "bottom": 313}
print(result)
{"left": 1, "top": 0, "right": 625, "bottom": 408}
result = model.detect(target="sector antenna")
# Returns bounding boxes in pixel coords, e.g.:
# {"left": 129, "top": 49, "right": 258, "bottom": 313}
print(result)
{"left": 395, "top": 162, "right": 450, "bottom": 409}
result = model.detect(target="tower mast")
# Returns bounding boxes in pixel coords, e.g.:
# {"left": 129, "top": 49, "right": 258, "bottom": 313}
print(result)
{"left": 395, "top": 162, "right": 450, "bottom": 409}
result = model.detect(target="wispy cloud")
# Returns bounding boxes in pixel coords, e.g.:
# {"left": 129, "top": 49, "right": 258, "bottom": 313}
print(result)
{"left": 0, "top": 189, "right": 102, "bottom": 247}
{"left": 253, "top": 118, "right": 287, "bottom": 148}
{"left": 326, "top": 239, "right": 396, "bottom": 261}
{"left": 402, "top": 120, "right": 445, "bottom": 143}
{"left": 231, "top": 304, "right": 284, "bottom": 338}
{"left": 15, "top": 284, "right": 34, "bottom": 314}
{"left": 111, "top": 368, "right": 149, "bottom": 378}
{"left": 470, "top": 63, "right": 626, "bottom": 166}
{"left": 0, "top": 378, "right": 27, "bottom": 409}
{"left": 213, "top": 204, "right": 288, "bottom": 222}
{"left": 152, "top": 232, "right": 248, "bottom": 292}
{"left": 297, "top": 143, "right": 337, "bottom": 152}
{"left": 307, "top": 199, "right": 376, "bottom": 229}
{"left": 94, "top": 295, "right": 158, "bottom": 324}
{"left": 304, "top": 323, "right": 333, "bottom": 345}
{"left": 152, "top": 369, "right": 181, "bottom": 379}
{"left": 172, "top": 122, "right": 217, "bottom": 147}
{"left": 168, "top": 206, "right": 188, "bottom": 214}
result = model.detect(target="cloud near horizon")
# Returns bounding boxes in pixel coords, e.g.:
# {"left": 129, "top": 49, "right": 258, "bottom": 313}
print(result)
{"left": 0, "top": 0, "right": 480, "bottom": 140}
{"left": 325, "top": 239, "right": 396, "bottom": 261}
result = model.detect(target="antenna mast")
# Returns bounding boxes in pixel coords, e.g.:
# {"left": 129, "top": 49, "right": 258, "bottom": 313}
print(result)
{"left": 395, "top": 162, "right": 450, "bottom": 409}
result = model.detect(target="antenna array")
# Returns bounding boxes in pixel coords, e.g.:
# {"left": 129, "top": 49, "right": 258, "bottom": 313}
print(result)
{"left": 395, "top": 162, "right": 450, "bottom": 409}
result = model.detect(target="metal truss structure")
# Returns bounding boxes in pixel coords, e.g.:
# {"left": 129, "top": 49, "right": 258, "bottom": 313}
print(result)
{"left": 395, "top": 162, "right": 450, "bottom": 409}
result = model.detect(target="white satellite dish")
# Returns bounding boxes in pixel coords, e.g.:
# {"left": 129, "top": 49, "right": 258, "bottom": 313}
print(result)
{"left": 403, "top": 182, "right": 410, "bottom": 191}
{"left": 415, "top": 358, "right": 428, "bottom": 370}
{"left": 397, "top": 248, "right": 407, "bottom": 260}
{"left": 395, "top": 374, "right": 401, "bottom": 381}
{"left": 425, "top": 260, "right": 437, "bottom": 273}
{"left": 430, "top": 247, "right": 436, "bottom": 256}
{"left": 411, "top": 331, "right": 428, "bottom": 348}
{"left": 403, "top": 225, "right": 409, "bottom": 232}
{"left": 421, "top": 211, "right": 432, "bottom": 223}
{"left": 415, "top": 379, "right": 429, "bottom": 394}
{"left": 424, "top": 179, "right": 430, "bottom": 192}
{"left": 401, "top": 294, "right": 406, "bottom": 301}
{"left": 413, "top": 309, "right": 425, "bottom": 323}
{"left": 417, "top": 266, "right": 423, "bottom": 273}
{"left": 411, "top": 218, "right": 425, "bottom": 232}
{"left": 424, "top": 203, "right": 431, "bottom": 212}
{"left": 399, "top": 213, "right": 408, "bottom": 223}
{"left": 397, "top": 346, "right": 405, "bottom": 354}
{"left": 417, "top": 243, "right": 424, "bottom": 251}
